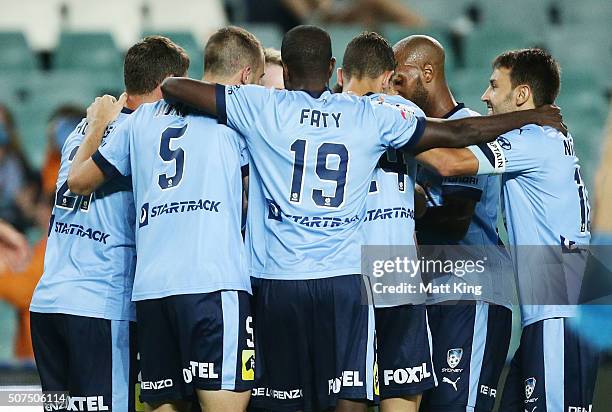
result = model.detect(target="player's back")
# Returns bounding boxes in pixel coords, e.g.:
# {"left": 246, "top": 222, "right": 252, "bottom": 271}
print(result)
{"left": 222, "top": 86, "right": 423, "bottom": 280}
{"left": 31, "top": 109, "right": 136, "bottom": 321}
{"left": 106, "top": 101, "right": 249, "bottom": 301}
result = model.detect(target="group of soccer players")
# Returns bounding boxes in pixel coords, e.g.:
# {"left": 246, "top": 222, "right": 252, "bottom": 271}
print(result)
{"left": 28, "top": 22, "right": 598, "bottom": 412}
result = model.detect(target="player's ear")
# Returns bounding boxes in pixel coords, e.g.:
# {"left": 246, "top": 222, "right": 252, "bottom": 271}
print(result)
{"left": 515, "top": 84, "right": 531, "bottom": 107}
{"left": 241, "top": 66, "right": 253, "bottom": 85}
{"left": 328, "top": 57, "right": 336, "bottom": 81}
{"left": 381, "top": 70, "right": 394, "bottom": 90}
{"left": 337, "top": 68, "right": 344, "bottom": 87}
{"left": 282, "top": 62, "right": 290, "bottom": 88}
{"left": 423, "top": 64, "right": 434, "bottom": 83}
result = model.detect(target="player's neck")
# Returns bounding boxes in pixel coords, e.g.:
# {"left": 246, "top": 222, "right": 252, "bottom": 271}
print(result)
{"left": 285, "top": 77, "right": 328, "bottom": 95}
{"left": 126, "top": 94, "right": 159, "bottom": 111}
{"left": 426, "top": 83, "right": 457, "bottom": 118}
{"left": 203, "top": 74, "right": 239, "bottom": 86}
{"left": 343, "top": 78, "right": 382, "bottom": 97}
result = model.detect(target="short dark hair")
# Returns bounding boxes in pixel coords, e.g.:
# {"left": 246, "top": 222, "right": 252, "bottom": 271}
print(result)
{"left": 281, "top": 25, "right": 332, "bottom": 81}
{"left": 493, "top": 48, "right": 560, "bottom": 106}
{"left": 342, "top": 32, "right": 396, "bottom": 80}
{"left": 205, "top": 26, "right": 263, "bottom": 76}
{"left": 124, "top": 36, "right": 189, "bottom": 95}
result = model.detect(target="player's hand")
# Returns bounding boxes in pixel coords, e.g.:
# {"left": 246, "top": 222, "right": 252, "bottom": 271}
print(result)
{"left": 0, "top": 220, "right": 30, "bottom": 273}
{"left": 86, "top": 93, "right": 128, "bottom": 127}
{"left": 532, "top": 104, "right": 567, "bottom": 136}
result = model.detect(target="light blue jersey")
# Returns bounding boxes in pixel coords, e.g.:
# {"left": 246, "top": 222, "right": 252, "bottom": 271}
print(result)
{"left": 218, "top": 85, "right": 425, "bottom": 280}
{"left": 95, "top": 101, "right": 250, "bottom": 301}
{"left": 417, "top": 105, "right": 514, "bottom": 308}
{"left": 362, "top": 94, "right": 425, "bottom": 306}
{"left": 30, "top": 108, "right": 137, "bottom": 321}
{"left": 469, "top": 125, "right": 591, "bottom": 325}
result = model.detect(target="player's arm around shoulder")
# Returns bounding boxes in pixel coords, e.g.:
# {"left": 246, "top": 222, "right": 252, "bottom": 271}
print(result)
{"left": 415, "top": 147, "right": 479, "bottom": 177}
{"left": 68, "top": 94, "right": 126, "bottom": 195}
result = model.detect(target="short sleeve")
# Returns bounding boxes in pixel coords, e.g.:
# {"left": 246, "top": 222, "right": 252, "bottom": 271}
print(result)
{"left": 467, "top": 129, "right": 540, "bottom": 175}
{"left": 94, "top": 116, "right": 132, "bottom": 178}
{"left": 373, "top": 100, "right": 426, "bottom": 150}
{"left": 215, "top": 84, "right": 273, "bottom": 138}
{"left": 441, "top": 175, "right": 485, "bottom": 201}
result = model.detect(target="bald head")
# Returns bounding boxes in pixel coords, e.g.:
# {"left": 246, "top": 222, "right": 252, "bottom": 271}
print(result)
{"left": 393, "top": 35, "right": 446, "bottom": 76}
{"left": 391, "top": 35, "right": 451, "bottom": 114}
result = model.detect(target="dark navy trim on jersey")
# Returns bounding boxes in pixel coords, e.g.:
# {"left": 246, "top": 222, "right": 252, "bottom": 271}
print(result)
{"left": 92, "top": 150, "right": 122, "bottom": 179}
{"left": 400, "top": 116, "right": 426, "bottom": 150}
{"left": 442, "top": 185, "right": 483, "bottom": 201}
{"left": 298, "top": 88, "right": 330, "bottom": 99}
{"left": 215, "top": 83, "right": 228, "bottom": 125}
{"left": 121, "top": 107, "right": 134, "bottom": 114}
{"left": 476, "top": 143, "right": 496, "bottom": 167}
{"left": 241, "top": 165, "right": 249, "bottom": 178}
{"left": 442, "top": 103, "right": 465, "bottom": 119}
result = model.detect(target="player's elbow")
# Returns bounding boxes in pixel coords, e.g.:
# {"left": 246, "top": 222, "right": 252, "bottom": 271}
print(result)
{"left": 67, "top": 173, "right": 94, "bottom": 196}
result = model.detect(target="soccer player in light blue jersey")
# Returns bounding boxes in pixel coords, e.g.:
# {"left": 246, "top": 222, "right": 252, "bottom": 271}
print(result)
{"left": 29, "top": 36, "right": 190, "bottom": 411}
{"left": 337, "top": 32, "right": 435, "bottom": 412}
{"left": 415, "top": 49, "right": 598, "bottom": 412}
{"left": 68, "top": 27, "right": 264, "bottom": 412}
{"left": 392, "top": 36, "right": 514, "bottom": 412}
{"left": 160, "top": 25, "right": 565, "bottom": 412}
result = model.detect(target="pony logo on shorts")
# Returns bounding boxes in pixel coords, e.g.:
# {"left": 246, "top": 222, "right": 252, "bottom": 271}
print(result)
{"left": 447, "top": 348, "right": 463, "bottom": 369}
{"left": 525, "top": 377, "right": 536, "bottom": 399}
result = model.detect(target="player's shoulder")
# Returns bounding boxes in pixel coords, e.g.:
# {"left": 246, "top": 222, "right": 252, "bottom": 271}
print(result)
{"left": 450, "top": 105, "right": 481, "bottom": 119}
{"left": 501, "top": 124, "right": 552, "bottom": 141}
{"left": 61, "top": 117, "right": 88, "bottom": 154}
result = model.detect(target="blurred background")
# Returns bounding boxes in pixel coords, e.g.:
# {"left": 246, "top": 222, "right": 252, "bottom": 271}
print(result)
{"left": 0, "top": 0, "right": 610, "bottom": 407}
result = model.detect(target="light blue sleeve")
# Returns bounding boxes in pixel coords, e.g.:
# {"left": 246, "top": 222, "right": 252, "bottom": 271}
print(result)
{"left": 467, "top": 128, "right": 540, "bottom": 175}
{"left": 215, "top": 84, "right": 274, "bottom": 139}
{"left": 94, "top": 116, "right": 133, "bottom": 178}
{"left": 373, "top": 100, "right": 426, "bottom": 150}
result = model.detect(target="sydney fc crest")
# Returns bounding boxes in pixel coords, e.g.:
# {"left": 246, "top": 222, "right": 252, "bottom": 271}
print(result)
{"left": 447, "top": 348, "right": 463, "bottom": 369}
{"left": 525, "top": 377, "right": 536, "bottom": 399}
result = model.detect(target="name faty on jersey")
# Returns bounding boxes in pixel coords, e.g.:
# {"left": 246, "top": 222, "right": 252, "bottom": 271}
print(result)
{"left": 364, "top": 207, "right": 415, "bottom": 222}
{"left": 54, "top": 221, "right": 110, "bottom": 244}
{"left": 150, "top": 199, "right": 221, "bottom": 218}
{"left": 299, "top": 109, "right": 342, "bottom": 128}
{"left": 285, "top": 214, "right": 359, "bottom": 228}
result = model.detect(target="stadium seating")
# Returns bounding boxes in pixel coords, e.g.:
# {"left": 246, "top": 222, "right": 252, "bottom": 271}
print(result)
{"left": 463, "top": 28, "right": 536, "bottom": 70}
{"left": 0, "top": 32, "right": 37, "bottom": 71}
{"left": 0, "top": 0, "right": 62, "bottom": 50}
{"left": 61, "top": 0, "right": 143, "bottom": 50}
{"left": 143, "top": 0, "right": 227, "bottom": 45}
{"left": 53, "top": 32, "right": 123, "bottom": 72}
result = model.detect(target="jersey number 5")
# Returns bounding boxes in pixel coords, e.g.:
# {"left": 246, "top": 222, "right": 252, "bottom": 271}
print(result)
{"left": 158, "top": 125, "right": 187, "bottom": 190}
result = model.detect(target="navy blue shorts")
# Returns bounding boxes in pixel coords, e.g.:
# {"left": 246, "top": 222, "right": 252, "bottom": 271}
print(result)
{"left": 250, "top": 275, "right": 376, "bottom": 412}
{"left": 30, "top": 312, "right": 138, "bottom": 412}
{"left": 376, "top": 304, "right": 436, "bottom": 399}
{"left": 136, "top": 291, "right": 254, "bottom": 404}
{"left": 499, "top": 317, "right": 600, "bottom": 412}
{"left": 421, "top": 302, "right": 512, "bottom": 412}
